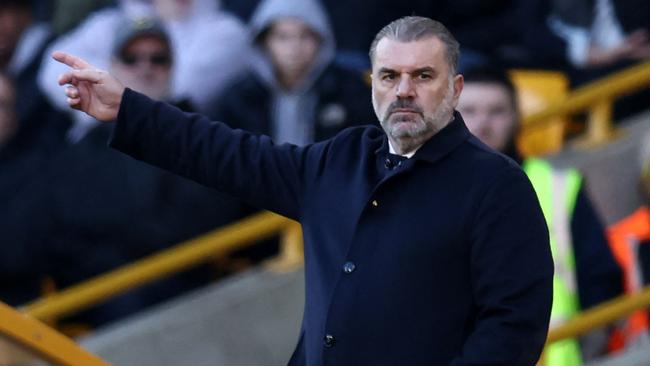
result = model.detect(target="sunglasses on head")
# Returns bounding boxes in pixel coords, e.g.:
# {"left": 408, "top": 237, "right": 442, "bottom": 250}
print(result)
{"left": 119, "top": 53, "right": 171, "bottom": 67}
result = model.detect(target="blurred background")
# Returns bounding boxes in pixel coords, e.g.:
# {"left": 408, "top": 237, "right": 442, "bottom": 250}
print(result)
{"left": 1, "top": 0, "right": 649, "bottom": 365}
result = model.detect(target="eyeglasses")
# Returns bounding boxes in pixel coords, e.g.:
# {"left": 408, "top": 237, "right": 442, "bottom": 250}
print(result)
{"left": 119, "top": 53, "right": 171, "bottom": 67}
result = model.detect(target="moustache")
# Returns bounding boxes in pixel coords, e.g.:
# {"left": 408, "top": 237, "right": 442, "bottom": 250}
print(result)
{"left": 386, "top": 99, "right": 423, "bottom": 116}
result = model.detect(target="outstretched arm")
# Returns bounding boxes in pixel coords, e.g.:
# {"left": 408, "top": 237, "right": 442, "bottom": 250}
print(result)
{"left": 53, "top": 51, "right": 125, "bottom": 122}
{"left": 53, "top": 51, "right": 317, "bottom": 219}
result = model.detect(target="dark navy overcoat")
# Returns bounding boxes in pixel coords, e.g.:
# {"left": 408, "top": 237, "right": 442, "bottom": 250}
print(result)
{"left": 110, "top": 89, "right": 553, "bottom": 366}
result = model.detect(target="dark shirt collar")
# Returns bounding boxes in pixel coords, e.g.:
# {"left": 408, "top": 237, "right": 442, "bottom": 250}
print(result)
{"left": 375, "top": 110, "right": 471, "bottom": 164}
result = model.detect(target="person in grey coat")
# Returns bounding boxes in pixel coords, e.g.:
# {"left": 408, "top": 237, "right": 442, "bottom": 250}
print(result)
{"left": 212, "top": 0, "right": 376, "bottom": 145}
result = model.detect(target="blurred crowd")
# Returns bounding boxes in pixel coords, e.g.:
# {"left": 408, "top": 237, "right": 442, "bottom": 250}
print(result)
{"left": 1, "top": 0, "right": 650, "bottom": 359}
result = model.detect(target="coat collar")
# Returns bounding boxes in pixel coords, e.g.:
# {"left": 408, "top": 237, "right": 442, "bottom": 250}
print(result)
{"left": 374, "top": 110, "right": 471, "bottom": 164}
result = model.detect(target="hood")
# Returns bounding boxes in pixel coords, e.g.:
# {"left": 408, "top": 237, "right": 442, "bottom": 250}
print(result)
{"left": 185, "top": 0, "right": 221, "bottom": 18}
{"left": 248, "top": 0, "right": 335, "bottom": 92}
{"left": 118, "top": 0, "right": 154, "bottom": 18}
{"left": 118, "top": 0, "right": 221, "bottom": 20}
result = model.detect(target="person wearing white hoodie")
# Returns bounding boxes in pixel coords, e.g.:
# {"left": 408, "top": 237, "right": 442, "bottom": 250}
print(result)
{"left": 211, "top": 0, "right": 375, "bottom": 146}
{"left": 38, "top": 0, "right": 249, "bottom": 141}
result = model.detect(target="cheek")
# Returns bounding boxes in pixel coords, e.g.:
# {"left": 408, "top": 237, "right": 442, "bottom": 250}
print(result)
{"left": 421, "top": 87, "right": 449, "bottom": 111}
{"left": 266, "top": 40, "right": 288, "bottom": 62}
{"left": 153, "top": 68, "right": 171, "bottom": 79}
{"left": 371, "top": 90, "right": 389, "bottom": 114}
{"left": 302, "top": 41, "right": 319, "bottom": 61}
{"left": 492, "top": 118, "right": 516, "bottom": 141}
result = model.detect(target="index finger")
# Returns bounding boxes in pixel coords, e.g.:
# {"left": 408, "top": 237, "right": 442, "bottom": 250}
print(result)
{"left": 52, "top": 51, "right": 93, "bottom": 70}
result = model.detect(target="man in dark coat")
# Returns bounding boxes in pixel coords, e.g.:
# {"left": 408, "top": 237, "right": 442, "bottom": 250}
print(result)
{"left": 53, "top": 16, "right": 553, "bottom": 366}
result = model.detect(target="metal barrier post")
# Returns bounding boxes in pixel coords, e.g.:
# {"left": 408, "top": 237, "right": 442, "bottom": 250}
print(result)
{"left": 267, "top": 221, "right": 304, "bottom": 272}
{"left": 0, "top": 302, "right": 109, "bottom": 366}
{"left": 577, "top": 99, "right": 618, "bottom": 148}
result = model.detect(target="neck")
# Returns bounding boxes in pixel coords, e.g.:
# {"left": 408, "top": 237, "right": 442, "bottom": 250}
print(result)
{"left": 388, "top": 137, "right": 424, "bottom": 156}
{"left": 277, "top": 71, "right": 304, "bottom": 91}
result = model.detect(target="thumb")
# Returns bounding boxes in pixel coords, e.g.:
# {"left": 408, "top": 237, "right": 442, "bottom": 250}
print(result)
{"left": 58, "top": 68, "right": 105, "bottom": 86}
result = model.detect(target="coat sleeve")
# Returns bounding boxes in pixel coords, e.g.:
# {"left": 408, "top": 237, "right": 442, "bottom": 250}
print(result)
{"left": 109, "top": 89, "right": 321, "bottom": 220}
{"left": 451, "top": 166, "right": 554, "bottom": 366}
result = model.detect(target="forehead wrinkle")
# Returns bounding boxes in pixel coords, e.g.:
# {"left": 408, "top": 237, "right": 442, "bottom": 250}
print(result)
{"left": 373, "top": 38, "right": 446, "bottom": 73}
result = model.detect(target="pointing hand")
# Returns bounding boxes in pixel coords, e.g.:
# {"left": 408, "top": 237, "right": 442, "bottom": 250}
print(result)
{"left": 53, "top": 51, "right": 125, "bottom": 122}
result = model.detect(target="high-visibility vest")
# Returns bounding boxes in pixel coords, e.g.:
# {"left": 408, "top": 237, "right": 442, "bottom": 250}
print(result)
{"left": 607, "top": 206, "right": 650, "bottom": 348}
{"left": 524, "top": 158, "right": 583, "bottom": 366}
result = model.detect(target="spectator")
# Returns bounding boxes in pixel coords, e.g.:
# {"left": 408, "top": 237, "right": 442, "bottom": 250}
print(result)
{"left": 515, "top": 0, "right": 650, "bottom": 120}
{"left": 38, "top": 0, "right": 249, "bottom": 122}
{"left": 543, "top": 0, "right": 650, "bottom": 70}
{"left": 457, "top": 66, "right": 623, "bottom": 364}
{"left": 6, "top": 19, "right": 250, "bottom": 325}
{"left": 0, "top": 0, "right": 68, "bottom": 151}
{"left": 212, "top": 0, "right": 376, "bottom": 146}
{"left": 607, "top": 133, "right": 650, "bottom": 348}
{"left": 0, "top": 71, "right": 49, "bottom": 306}
{"left": 111, "top": 18, "right": 175, "bottom": 102}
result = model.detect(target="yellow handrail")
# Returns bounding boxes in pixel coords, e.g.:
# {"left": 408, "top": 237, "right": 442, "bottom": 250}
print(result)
{"left": 523, "top": 61, "right": 650, "bottom": 126}
{"left": 23, "top": 211, "right": 293, "bottom": 321}
{"left": 0, "top": 301, "right": 109, "bottom": 366}
{"left": 547, "top": 285, "right": 650, "bottom": 344}
{"left": 522, "top": 61, "right": 650, "bottom": 146}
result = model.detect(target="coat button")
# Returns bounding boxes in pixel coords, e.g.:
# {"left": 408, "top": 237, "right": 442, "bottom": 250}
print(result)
{"left": 384, "top": 158, "right": 395, "bottom": 169}
{"left": 343, "top": 262, "right": 356, "bottom": 274}
{"left": 371, "top": 200, "right": 379, "bottom": 207}
{"left": 384, "top": 157, "right": 403, "bottom": 169}
{"left": 323, "top": 334, "right": 336, "bottom": 348}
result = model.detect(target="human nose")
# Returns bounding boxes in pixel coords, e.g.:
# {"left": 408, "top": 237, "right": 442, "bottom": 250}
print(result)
{"left": 396, "top": 75, "right": 415, "bottom": 98}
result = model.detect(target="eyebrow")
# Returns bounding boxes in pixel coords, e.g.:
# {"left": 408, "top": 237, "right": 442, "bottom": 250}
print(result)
{"left": 413, "top": 67, "right": 435, "bottom": 74}
{"left": 377, "top": 66, "right": 436, "bottom": 75}
{"left": 377, "top": 67, "right": 396, "bottom": 75}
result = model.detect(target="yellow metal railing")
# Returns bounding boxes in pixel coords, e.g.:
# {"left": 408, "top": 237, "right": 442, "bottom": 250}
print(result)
{"left": 547, "top": 286, "right": 650, "bottom": 344}
{"left": 0, "top": 301, "right": 108, "bottom": 366}
{"left": 522, "top": 61, "right": 650, "bottom": 148}
{"left": 537, "top": 286, "right": 650, "bottom": 365}
{"left": 23, "top": 211, "right": 296, "bottom": 321}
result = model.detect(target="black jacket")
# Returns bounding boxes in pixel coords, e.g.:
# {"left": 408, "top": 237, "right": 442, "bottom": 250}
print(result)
{"left": 110, "top": 89, "right": 553, "bottom": 366}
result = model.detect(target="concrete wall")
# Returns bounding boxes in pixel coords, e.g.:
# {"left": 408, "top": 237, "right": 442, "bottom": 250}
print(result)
{"left": 549, "top": 111, "right": 650, "bottom": 225}
{"left": 80, "top": 268, "right": 304, "bottom": 366}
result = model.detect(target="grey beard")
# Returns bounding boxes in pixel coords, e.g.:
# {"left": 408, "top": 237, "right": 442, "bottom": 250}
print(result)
{"left": 384, "top": 93, "right": 455, "bottom": 153}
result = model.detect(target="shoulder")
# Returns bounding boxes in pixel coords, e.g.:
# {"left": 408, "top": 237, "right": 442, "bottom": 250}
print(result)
{"left": 328, "top": 124, "right": 384, "bottom": 147}
{"left": 212, "top": 72, "right": 268, "bottom": 114}
{"left": 223, "top": 72, "right": 267, "bottom": 98}
{"left": 306, "top": 124, "right": 383, "bottom": 160}
{"left": 461, "top": 133, "right": 524, "bottom": 179}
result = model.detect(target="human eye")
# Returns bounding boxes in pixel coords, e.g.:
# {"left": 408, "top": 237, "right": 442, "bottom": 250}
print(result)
{"left": 381, "top": 72, "right": 396, "bottom": 81}
{"left": 416, "top": 72, "right": 434, "bottom": 82}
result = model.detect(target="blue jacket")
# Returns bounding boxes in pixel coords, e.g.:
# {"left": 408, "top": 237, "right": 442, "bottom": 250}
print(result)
{"left": 110, "top": 89, "right": 553, "bottom": 366}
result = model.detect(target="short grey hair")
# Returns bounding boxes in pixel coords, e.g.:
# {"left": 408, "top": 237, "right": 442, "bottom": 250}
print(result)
{"left": 369, "top": 16, "right": 460, "bottom": 75}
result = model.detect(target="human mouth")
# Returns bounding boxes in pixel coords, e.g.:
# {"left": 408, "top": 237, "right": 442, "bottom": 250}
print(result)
{"left": 391, "top": 108, "right": 419, "bottom": 114}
